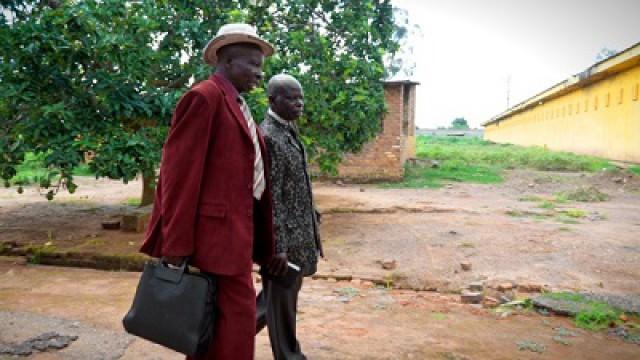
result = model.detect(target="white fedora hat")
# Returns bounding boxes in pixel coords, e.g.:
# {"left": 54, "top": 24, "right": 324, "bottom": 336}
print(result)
{"left": 203, "top": 23, "right": 275, "bottom": 66}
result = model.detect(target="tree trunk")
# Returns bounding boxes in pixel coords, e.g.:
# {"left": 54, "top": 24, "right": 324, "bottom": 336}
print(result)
{"left": 140, "top": 173, "right": 156, "bottom": 207}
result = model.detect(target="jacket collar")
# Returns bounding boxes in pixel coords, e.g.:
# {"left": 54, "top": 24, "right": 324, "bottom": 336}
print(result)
{"left": 210, "top": 73, "right": 252, "bottom": 141}
{"left": 268, "top": 108, "right": 295, "bottom": 128}
{"left": 266, "top": 112, "right": 303, "bottom": 152}
{"left": 210, "top": 73, "right": 240, "bottom": 100}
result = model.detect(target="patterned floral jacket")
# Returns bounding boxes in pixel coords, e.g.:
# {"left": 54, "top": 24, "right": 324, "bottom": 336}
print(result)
{"left": 260, "top": 113, "right": 323, "bottom": 275}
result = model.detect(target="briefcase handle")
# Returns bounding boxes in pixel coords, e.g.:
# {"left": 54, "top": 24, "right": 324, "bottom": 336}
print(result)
{"left": 156, "top": 257, "right": 189, "bottom": 284}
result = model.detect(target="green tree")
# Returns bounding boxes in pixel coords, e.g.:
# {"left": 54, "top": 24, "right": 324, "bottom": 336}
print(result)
{"left": 386, "top": 6, "right": 422, "bottom": 79}
{"left": 451, "top": 117, "right": 469, "bottom": 129}
{"left": 1, "top": 0, "right": 400, "bottom": 203}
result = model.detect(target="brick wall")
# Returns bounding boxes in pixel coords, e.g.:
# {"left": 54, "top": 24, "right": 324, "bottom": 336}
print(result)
{"left": 335, "top": 81, "right": 418, "bottom": 182}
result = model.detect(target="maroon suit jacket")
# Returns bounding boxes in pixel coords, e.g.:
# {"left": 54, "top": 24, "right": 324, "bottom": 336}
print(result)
{"left": 140, "top": 74, "right": 275, "bottom": 275}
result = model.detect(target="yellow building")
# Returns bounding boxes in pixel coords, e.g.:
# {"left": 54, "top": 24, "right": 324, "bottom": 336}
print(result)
{"left": 483, "top": 41, "right": 640, "bottom": 163}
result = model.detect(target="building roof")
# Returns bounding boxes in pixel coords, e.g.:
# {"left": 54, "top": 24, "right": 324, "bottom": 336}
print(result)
{"left": 483, "top": 41, "right": 640, "bottom": 127}
{"left": 384, "top": 79, "right": 420, "bottom": 86}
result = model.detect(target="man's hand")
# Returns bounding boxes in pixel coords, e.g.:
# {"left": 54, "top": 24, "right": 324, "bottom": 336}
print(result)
{"left": 267, "top": 252, "right": 288, "bottom": 277}
{"left": 162, "top": 256, "right": 186, "bottom": 267}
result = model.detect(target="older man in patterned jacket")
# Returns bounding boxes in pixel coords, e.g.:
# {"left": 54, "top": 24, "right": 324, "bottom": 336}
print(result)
{"left": 256, "top": 74, "right": 323, "bottom": 360}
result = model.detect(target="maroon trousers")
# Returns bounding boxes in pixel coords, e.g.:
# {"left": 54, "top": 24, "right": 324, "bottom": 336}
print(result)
{"left": 187, "top": 272, "right": 256, "bottom": 360}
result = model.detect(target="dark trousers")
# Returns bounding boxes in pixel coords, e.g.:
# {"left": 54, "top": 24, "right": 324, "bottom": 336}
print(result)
{"left": 188, "top": 272, "right": 256, "bottom": 360}
{"left": 256, "top": 272, "right": 306, "bottom": 360}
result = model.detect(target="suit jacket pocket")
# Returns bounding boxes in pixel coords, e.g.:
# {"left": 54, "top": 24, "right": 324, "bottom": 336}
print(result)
{"left": 199, "top": 203, "right": 227, "bottom": 218}
{"left": 196, "top": 203, "right": 229, "bottom": 253}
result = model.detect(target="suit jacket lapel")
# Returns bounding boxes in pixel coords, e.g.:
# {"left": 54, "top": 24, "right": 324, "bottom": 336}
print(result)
{"left": 286, "top": 133, "right": 303, "bottom": 153}
{"left": 224, "top": 94, "right": 252, "bottom": 141}
{"left": 210, "top": 76, "right": 253, "bottom": 141}
{"left": 269, "top": 114, "right": 303, "bottom": 153}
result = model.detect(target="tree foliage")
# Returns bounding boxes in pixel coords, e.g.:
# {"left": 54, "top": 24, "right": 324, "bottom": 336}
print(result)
{"left": 450, "top": 117, "right": 469, "bottom": 130}
{"left": 1, "top": 0, "right": 400, "bottom": 200}
{"left": 386, "top": 6, "right": 422, "bottom": 79}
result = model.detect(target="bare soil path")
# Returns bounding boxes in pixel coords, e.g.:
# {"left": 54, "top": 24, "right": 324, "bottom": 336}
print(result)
{"left": 0, "top": 170, "right": 639, "bottom": 359}
{"left": 1, "top": 258, "right": 638, "bottom": 360}
{"left": 314, "top": 169, "right": 640, "bottom": 294}
{"left": 1, "top": 169, "right": 638, "bottom": 295}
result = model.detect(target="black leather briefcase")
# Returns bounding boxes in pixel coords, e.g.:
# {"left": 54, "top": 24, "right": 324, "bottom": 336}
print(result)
{"left": 122, "top": 260, "right": 215, "bottom": 356}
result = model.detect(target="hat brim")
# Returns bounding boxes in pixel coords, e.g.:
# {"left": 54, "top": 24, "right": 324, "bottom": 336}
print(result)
{"left": 203, "top": 34, "right": 275, "bottom": 66}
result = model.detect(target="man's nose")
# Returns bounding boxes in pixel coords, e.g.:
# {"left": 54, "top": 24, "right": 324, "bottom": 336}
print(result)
{"left": 255, "top": 71, "right": 263, "bottom": 80}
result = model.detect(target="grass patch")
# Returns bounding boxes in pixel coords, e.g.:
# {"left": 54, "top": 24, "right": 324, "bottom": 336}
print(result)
{"left": 26, "top": 243, "right": 57, "bottom": 264}
{"left": 509, "top": 191, "right": 595, "bottom": 224}
{"left": 519, "top": 195, "right": 544, "bottom": 202}
{"left": 559, "top": 209, "right": 587, "bottom": 218}
{"left": 416, "top": 136, "right": 613, "bottom": 172}
{"left": 533, "top": 213, "right": 553, "bottom": 221}
{"left": 11, "top": 153, "right": 48, "bottom": 185}
{"left": 630, "top": 165, "right": 640, "bottom": 176}
{"left": 575, "top": 302, "right": 621, "bottom": 331}
{"left": 458, "top": 242, "right": 475, "bottom": 248}
{"left": 10, "top": 152, "right": 95, "bottom": 185}
{"left": 538, "top": 201, "right": 556, "bottom": 210}
{"left": 557, "top": 217, "right": 581, "bottom": 224}
{"left": 542, "top": 292, "right": 624, "bottom": 331}
{"left": 507, "top": 208, "right": 584, "bottom": 224}
{"left": 546, "top": 292, "right": 586, "bottom": 302}
{"left": 124, "top": 197, "right": 142, "bottom": 206}
{"left": 506, "top": 209, "right": 526, "bottom": 217}
{"left": 73, "top": 164, "right": 94, "bottom": 176}
{"left": 505, "top": 209, "right": 552, "bottom": 219}
{"left": 389, "top": 136, "right": 614, "bottom": 189}
{"left": 558, "top": 186, "right": 609, "bottom": 202}
{"left": 85, "top": 238, "right": 106, "bottom": 246}
{"left": 385, "top": 160, "right": 502, "bottom": 188}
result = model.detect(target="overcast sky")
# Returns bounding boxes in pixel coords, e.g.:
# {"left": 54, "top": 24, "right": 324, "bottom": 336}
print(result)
{"left": 391, "top": 0, "right": 640, "bottom": 129}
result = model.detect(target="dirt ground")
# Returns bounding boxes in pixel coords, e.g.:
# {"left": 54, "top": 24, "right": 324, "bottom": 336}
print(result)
{"left": 1, "top": 257, "right": 639, "bottom": 360}
{"left": 0, "top": 169, "right": 639, "bottom": 359}
{"left": 1, "top": 169, "right": 639, "bottom": 294}
{"left": 315, "top": 169, "right": 640, "bottom": 294}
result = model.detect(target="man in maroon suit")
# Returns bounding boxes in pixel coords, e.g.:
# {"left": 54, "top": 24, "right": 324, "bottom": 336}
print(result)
{"left": 140, "top": 23, "right": 276, "bottom": 359}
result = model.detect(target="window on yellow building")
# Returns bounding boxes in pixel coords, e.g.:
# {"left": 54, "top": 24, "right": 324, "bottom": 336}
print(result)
{"left": 576, "top": 102, "right": 580, "bottom": 113}
{"left": 633, "top": 83, "right": 639, "bottom": 101}
{"left": 619, "top": 88, "right": 624, "bottom": 104}
{"left": 605, "top": 93, "right": 610, "bottom": 107}
{"left": 594, "top": 96, "right": 598, "bottom": 110}
{"left": 568, "top": 104, "right": 572, "bottom": 115}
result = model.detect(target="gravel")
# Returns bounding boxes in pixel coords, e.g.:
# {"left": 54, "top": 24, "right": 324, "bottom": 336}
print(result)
{"left": 0, "top": 311, "right": 133, "bottom": 359}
